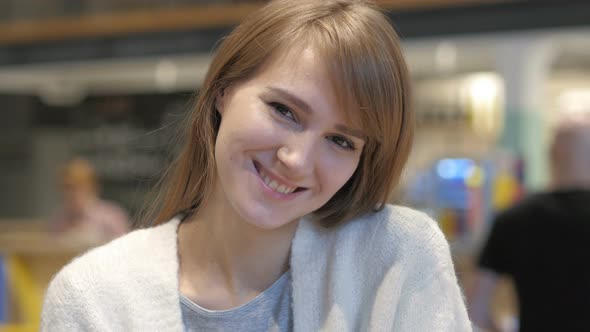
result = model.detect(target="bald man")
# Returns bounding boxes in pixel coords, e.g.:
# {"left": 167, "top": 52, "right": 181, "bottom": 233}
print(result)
{"left": 468, "top": 120, "right": 590, "bottom": 332}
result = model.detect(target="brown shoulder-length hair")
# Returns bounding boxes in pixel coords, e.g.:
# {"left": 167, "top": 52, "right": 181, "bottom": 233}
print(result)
{"left": 142, "top": 0, "right": 414, "bottom": 228}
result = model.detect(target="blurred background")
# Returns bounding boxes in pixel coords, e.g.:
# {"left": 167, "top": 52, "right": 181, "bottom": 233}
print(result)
{"left": 0, "top": 0, "right": 589, "bottom": 331}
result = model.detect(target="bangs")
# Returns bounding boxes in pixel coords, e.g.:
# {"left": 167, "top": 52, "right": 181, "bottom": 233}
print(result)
{"left": 282, "top": 21, "right": 398, "bottom": 147}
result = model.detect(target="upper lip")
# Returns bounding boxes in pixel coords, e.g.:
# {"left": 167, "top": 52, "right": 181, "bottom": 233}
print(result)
{"left": 254, "top": 161, "right": 306, "bottom": 190}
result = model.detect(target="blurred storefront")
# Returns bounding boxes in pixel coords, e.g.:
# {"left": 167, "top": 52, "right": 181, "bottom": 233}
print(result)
{"left": 0, "top": 0, "right": 589, "bottom": 330}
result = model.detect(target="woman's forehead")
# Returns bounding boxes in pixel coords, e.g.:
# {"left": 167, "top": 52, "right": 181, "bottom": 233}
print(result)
{"left": 259, "top": 46, "right": 363, "bottom": 114}
{"left": 256, "top": 46, "right": 322, "bottom": 79}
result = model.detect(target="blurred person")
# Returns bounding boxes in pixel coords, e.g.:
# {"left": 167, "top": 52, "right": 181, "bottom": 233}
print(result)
{"left": 468, "top": 120, "right": 590, "bottom": 332}
{"left": 51, "top": 158, "right": 130, "bottom": 242}
{"left": 41, "top": 1, "right": 471, "bottom": 331}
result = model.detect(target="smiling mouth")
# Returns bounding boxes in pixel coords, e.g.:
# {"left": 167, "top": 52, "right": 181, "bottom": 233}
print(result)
{"left": 253, "top": 161, "right": 306, "bottom": 195}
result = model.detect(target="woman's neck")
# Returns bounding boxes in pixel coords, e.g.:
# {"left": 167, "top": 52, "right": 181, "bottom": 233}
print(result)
{"left": 177, "top": 185, "right": 299, "bottom": 309}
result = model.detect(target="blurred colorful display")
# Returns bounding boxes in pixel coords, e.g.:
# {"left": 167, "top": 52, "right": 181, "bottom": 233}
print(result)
{"left": 406, "top": 152, "right": 525, "bottom": 245}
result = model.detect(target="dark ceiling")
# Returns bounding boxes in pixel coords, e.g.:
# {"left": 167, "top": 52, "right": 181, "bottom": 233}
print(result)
{"left": 0, "top": 0, "right": 588, "bottom": 66}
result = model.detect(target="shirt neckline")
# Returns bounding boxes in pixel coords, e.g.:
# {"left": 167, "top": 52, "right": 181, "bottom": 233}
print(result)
{"left": 179, "top": 269, "right": 291, "bottom": 317}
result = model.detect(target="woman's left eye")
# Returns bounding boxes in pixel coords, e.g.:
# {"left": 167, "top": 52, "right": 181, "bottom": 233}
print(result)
{"left": 329, "top": 135, "right": 355, "bottom": 151}
{"left": 269, "top": 102, "right": 296, "bottom": 121}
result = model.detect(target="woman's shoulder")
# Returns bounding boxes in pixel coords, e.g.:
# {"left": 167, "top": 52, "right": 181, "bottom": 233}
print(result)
{"left": 349, "top": 204, "right": 447, "bottom": 249}
{"left": 294, "top": 205, "right": 455, "bottom": 289}
{"left": 345, "top": 205, "right": 455, "bottom": 280}
{"left": 41, "top": 218, "right": 183, "bottom": 330}
{"left": 339, "top": 204, "right": 452, "bottom": 267}
{"left": 298, "top": 205, "right": 449, "bottom": 263}
{"left": 48, "top": 218, "right": 181, "bottom": 292}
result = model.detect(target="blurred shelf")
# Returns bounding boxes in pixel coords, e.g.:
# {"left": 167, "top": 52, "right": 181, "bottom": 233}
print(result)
{"left": 0, "top": 225, "right": 99, "bottom": 331}
{"left": 0, "top": 0, "right": 528, "bottom": 46}
{"left": 0, "top": 3, "right": 261, "bottom": 45}
{"left": 0, "top": 1, "right": 589, "bottom": 67}
{"left": 0, "top": 231, "right": 99, "bottom": 255}
{"left": 0, "top": 223, "right": 104, "bottom": 291}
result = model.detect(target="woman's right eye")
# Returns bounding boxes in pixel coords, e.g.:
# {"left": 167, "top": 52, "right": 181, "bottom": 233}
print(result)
{"left": 269, "top": 102, "right": 297, "bottom": 122}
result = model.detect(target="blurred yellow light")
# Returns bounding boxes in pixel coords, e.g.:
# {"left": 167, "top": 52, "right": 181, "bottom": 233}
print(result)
{"left": 469, "top": 75, "right": 498, "bottom": 103}
{"left": 462, "top": 73, "right": 504, "bottom": 138}
{"left": 558, "top": 89, "right": 590, "bottom": 116}
{"left": 465, "top": 165, "right": 485, "bottom": 188}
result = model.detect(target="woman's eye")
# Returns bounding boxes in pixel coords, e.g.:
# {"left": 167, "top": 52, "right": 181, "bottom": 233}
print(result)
{"left": 269, "top": 102, "right": 296, "bottom": 121}
{"left": 329, "top": 135, "right": 355, "bottom": 151}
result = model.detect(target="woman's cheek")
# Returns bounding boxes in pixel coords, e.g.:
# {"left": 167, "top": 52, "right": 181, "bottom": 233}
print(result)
{"left": 327, "top": 153, "right": 360, "bottom": 187}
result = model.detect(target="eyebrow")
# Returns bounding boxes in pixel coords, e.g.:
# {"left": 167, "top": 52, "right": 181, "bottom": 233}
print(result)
{"left": 265, "top": 86, "right": 367, "bottom": 141}
{"left": 335, "top": 125, "right": 366, "bottom": 141}
{"left": 266, "top": 87, "right": 312, "bottom": 114}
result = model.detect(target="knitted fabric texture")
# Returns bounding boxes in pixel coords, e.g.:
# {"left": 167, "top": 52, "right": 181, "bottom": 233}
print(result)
{"left": 41, "top": 205, "right": 472, "bottom": 331}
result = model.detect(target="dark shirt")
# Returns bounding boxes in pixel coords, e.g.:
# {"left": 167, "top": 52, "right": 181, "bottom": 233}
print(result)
{"left": 478, "top": 189, "right": 590, "bottom": 332}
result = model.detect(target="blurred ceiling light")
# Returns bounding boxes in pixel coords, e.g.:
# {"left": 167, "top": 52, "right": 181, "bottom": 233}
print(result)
{"left": 39, "top": 81, "right": 85, "bottom": 106}
{"left": 557, "top": 89, "right": 590, "bottom": 116}
{"left": 435, "top": 42, "right": 457, "bottom": 73}
{"left": 0, "top": 55, "right": 210, "bottom": 98}
{"left": 155, "top": 60, "right": 178, "bottom": 92}
{"left": 462, "top": 73, "right": 504, "bottom": 139}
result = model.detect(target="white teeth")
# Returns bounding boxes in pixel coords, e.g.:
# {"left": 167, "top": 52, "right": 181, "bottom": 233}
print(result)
{"left": 269, "top": 180, "right": 279, "bottom": 190}
{"left": 279, "top": 186, "right": 295, "bottom": 194}
{"left": 259, "top": 168, "right": 297, "bottom": 194}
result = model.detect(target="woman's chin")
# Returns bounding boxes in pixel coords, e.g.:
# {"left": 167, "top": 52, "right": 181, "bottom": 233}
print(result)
{"left": 236, "top": 206, "right": 300, "bottom": 231}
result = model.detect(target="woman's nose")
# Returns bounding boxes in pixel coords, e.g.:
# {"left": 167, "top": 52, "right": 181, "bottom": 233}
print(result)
{"left": 276, "top": 133, "right": 317, "bottom": 178}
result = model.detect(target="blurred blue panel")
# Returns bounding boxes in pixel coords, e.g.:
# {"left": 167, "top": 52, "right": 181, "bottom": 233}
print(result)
{"left": 435, "top": 158, "right": 473, "bottom": 210}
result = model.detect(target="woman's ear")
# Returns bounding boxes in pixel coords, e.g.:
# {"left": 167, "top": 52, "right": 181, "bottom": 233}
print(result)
{"left": 215, "top": 88, "right": 226, "bottom": 115}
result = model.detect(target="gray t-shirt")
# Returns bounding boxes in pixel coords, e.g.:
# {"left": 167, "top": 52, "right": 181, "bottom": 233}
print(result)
{"left": 180, "top": 271, "right": 293, "bottom": 332}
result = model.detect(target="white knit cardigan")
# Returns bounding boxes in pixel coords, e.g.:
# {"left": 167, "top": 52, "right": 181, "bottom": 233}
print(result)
{"left": 41, "top": 205, "right": 472, "bottom": 331}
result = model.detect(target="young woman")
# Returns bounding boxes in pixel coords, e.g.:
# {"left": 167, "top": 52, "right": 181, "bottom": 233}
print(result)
{"left": 41, "top": 0, "right": 471, "bottom": 331}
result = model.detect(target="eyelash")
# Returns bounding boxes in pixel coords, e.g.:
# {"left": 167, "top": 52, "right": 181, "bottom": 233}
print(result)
{"left": 329, "top": 135, "right": 356, "bottom": 151}
{"left": 267, "top": 101, "right": 356, "bottom": 151}
{"left": 269, "top": 102, "right": 296, "bottom": 121}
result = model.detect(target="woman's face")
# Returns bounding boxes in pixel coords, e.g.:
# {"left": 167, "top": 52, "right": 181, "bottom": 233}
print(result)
{"left": 213, "top": 47, "right": 365, "bottom": 230}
